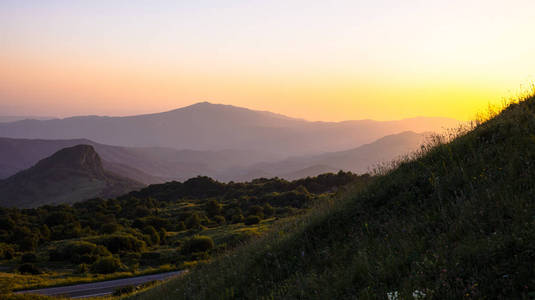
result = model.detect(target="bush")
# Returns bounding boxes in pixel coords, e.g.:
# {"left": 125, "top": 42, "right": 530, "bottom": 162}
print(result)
{"left": 185, "top": 213, "right": 201, "bottom": 229}
{"left": 76, "top": 263, "right": 89, "bottom": 274}
{"left": 21, "top": 252, "right": 37, "bottom": 263}
{"left": 54, "top": 241, "right": 112, "bottom": 264}
{"left": 18, "top": 263, "right": 41, "bottom": 275}
{"left": 176, "top": 221, "right": 186, "bottom": 231}
{"left": 0, "top": 243, "right": 15, "bottom": 260}
{"left": 248, "top": 205, "right": 264, "bottom": 219}
{"left": 141, "top": 251, "right": 161, "bottom": 265}
{"left": 113, "top": 285, "right": 136, "bottom": 296}
{"left": 90, "top": 256, "right": 126, "bottom": 274}
{"left": 181, "top": 235, "right": 214, "bottom": 254}
{"left": 244, "top": 215, "right": 261, "bottom": 225}
{"left": 205, "top": 199, "right": 222, "bottom": 217}
{"left": 158, "top": 228, "right": 167, "bottom": 244}
{"left": 213, "top": 215, "right": 226, "bottom": 225}
{"left": 88, "top": 234, "right": 146, "bottom": 253}
{"left": 100, "top": 223, "right": 120, "bottom": 234}
{"left": 263, "top": 203, "right": 274, "bottom": 217}
{"left": 231, "top": 214, "right": 244, "bottom": 224}
{"left": 143, "top": 226, "right": 160, "bottom": 245}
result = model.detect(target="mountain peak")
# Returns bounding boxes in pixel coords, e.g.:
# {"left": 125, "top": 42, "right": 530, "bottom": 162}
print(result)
{"left": 34, "top": 144, "right": 105, "bottom": 178}
{"left": 0, "top": 144, "right": 143, "bottom": 208}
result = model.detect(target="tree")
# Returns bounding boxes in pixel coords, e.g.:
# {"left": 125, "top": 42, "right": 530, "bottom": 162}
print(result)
{"left": 263, "top": 203, "right": 274, "bottom": 217}
{"left": 244, "top": 215, "right": 261, "bottom": 225}
{"left": 248, "top": 205, "right": 264, "bottom": 219}
{"left": 205, "top": 199, "right": 222, "bottom": 217}
{"left": 185, "top": 213, "right": 201, "bottom": 229}
{"left": 90, "top": 256, "right": 126, "bottom": 274}
{"left": 181, "top": 235, "right": 214, "bottom": 254}
{"left": 143, "top": 225, "right": 160, "bottom": 245}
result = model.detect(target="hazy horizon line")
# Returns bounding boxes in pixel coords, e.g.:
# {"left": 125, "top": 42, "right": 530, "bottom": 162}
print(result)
{"left": 0, "top": 101, "right": 463, "bottom": 123}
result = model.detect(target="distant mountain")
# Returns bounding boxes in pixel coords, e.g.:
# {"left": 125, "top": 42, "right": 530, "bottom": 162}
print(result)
{"left": 0, "top": 145, "right": 143, "bottom": 208}
{"left": 0, "top": 102, "right": 461, "bottom": 156}
{"left": 0, "top": 137, "right": 280, "bottom": 183}
{"left": 233, "top": 131, "right": 428, "bottom": 180}
{"left": 0, "top": 116, "right": 53, "bottom": 123}
{"left": 281, "top": 165, "right": 340, "bottom": 181}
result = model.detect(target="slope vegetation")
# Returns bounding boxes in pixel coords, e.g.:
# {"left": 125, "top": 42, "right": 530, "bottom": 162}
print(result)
{"left": 0, "top": 145, "right": 143, "bottom": 208}
{"left": 130, "top": 94, "right": 535, "bottom": 299}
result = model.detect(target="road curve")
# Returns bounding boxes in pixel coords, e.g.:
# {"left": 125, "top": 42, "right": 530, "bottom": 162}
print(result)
{"left": 16, "top": 270, "right": 184, "bottom": 298}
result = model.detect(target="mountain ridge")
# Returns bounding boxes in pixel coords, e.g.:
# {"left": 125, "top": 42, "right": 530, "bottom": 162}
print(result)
{"left": 0, "top": 102, "right": 461, "bottom": 155}
{"left": 0, "top": 145, "right": 144, "bottom": 208}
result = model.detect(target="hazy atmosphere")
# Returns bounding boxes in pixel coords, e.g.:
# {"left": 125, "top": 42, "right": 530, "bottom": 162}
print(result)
{"left": 2, "top": 0, "right": 534, "bottom": 120}
{"left": 2, "top": 1, "right": 535, "bottom": 299}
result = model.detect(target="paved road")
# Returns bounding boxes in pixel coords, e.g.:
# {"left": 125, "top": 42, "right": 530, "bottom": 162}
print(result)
{"left": 16, "top": 270, "right": 184, "bottom": 298}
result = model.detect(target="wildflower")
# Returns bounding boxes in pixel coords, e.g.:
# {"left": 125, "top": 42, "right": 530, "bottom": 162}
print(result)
{"left": 387, "top": 291, "right": 399, "bottom": 300}
{"left": 413, "top": 290, "right": 426, "bottom": 299}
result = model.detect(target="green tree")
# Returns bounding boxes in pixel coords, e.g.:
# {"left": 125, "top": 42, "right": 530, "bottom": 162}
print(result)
{"left": 205, "top": 199, "right": 222, "bottom": 217}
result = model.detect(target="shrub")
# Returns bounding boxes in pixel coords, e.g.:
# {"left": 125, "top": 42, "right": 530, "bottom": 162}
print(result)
{"left": 18, "top": 235, "right": 38, "bottom": 252}
{"left": 205, "top": 199, "right": 222, "bottom": 217}
{"left": 213, "top": 215, "right": 226, "bottom": 225}
{"left": 57, "top": 241, "right": 112, "bottom": 264}
{"left": 176, "top": 221, "right": 186, "bottom": 231}
{"left": 18, "top": 263, "right": 41, "bottom": 275}
{"left": 263, "top": 203, "right": 274, "bottom": 217}
{"left": 21, "top": 252, "right": 37, "bottom": 263}
{"left": 181, "top": 235, "right": 214, "bottom": 254}
{"left": 90, "top": 256, "right": 126, "bottom": 274}
{"left": 231, "top": 214, "right": 244, "bottom": 224}
{"left": 88, "top": 234, "right": 146, "bottom": 253}
{"left": 143, "top": 226, "right": 160, "bottom": 245}
{"left": 248, "top": 205, "right": 264, "bottom": 219}
{"left": 100, "top": 223, "right": 120, "bottom": 234}
{"left": 0, "top": 243, "right": 15, "bottom": 260}
{"left": 158, "top": 228, "right": 167, "bottom": 244}
{"left": 185, "top": 213, "right": 201, "bottom": 229}
{"left": 76, "top": 263, "right": 89, "bottom": 274}
{"left": 244, "top": 215, "right": 261, "bottom": 225}
{"left": 113, "top": 285, "right": 136, "bottom": 296}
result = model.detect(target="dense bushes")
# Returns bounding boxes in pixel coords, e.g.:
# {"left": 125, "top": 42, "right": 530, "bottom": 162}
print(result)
{"left": 90, "top": 256, "right": 126, "bottom": 274}
{"left": 0, "top": 171, "right": 364, "bottom": 274}
{"left": 54, "top": 241, "right": 111, "bottom": 264}
{"left": 21, "top": 252, "right": 37, "bottom": 263}
{"left": 181, "top": 235, "right": 214, "bottom": 254}
{"left": 18, "top": 263, "right": 41, "bottom": 275}
{"left": 244, "top": 216, "right": 261, "bottom": 225}
{"left": 0, "top": 243, "right": 14, "bottom": 259}
{"left": 87, "top": 234, "right": 146, "bottom": 253}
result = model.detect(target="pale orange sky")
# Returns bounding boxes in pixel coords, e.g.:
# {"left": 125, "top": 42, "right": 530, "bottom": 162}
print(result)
{"left": 1, "top": 1, "right": 534, "bottom": 121}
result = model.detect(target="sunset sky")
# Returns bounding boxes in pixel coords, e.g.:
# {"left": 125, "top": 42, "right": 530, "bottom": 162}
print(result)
{"left": 1, "top": 0, "right": 534, "bottom": 121}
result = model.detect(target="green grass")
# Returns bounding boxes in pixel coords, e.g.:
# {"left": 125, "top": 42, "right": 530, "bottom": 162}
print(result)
{"left": 127, "top": 92, "right": 535, "bottom": 299}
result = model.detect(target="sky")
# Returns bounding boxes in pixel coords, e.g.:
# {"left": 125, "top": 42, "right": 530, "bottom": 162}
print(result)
{"left": 1, "top": 0, "right": 534, "bottom": 121}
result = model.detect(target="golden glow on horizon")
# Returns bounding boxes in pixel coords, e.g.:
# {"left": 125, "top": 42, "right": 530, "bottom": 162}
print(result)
{"left": 1, "top": 1, "right": 534, "bottom": 121}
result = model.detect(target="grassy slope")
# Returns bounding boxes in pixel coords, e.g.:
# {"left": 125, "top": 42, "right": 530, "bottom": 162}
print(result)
{"left": 127, "top": 94, "right": 535, "bottom": 299}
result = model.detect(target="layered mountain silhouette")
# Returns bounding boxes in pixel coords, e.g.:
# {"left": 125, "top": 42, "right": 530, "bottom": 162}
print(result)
{"left": 0, "top": 137, "right": 280, "bottom": 183}
{"left": 0, "top": 132, "right": 428, "bottom": 184}
{"left": 228, "top": 131, "right": 428, "bottom": 180}
{"left": 0, "top": 102, "right": 460, "bottom": 155}
{"left": 0, "top": 145, "right": 143, "bottom": 208}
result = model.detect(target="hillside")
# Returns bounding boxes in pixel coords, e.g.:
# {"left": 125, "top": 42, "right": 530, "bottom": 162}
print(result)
{"left": 0, "top": 145, "right": 143, "bottom": 208}
{"left": 129, "top": 94, "right": 535, "bottom": 299}
{"left": 0, "top": 102, "right": 460, "bottom": 155}
{"left": 0, "top": 171, "right": 368, "bottom": 294}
